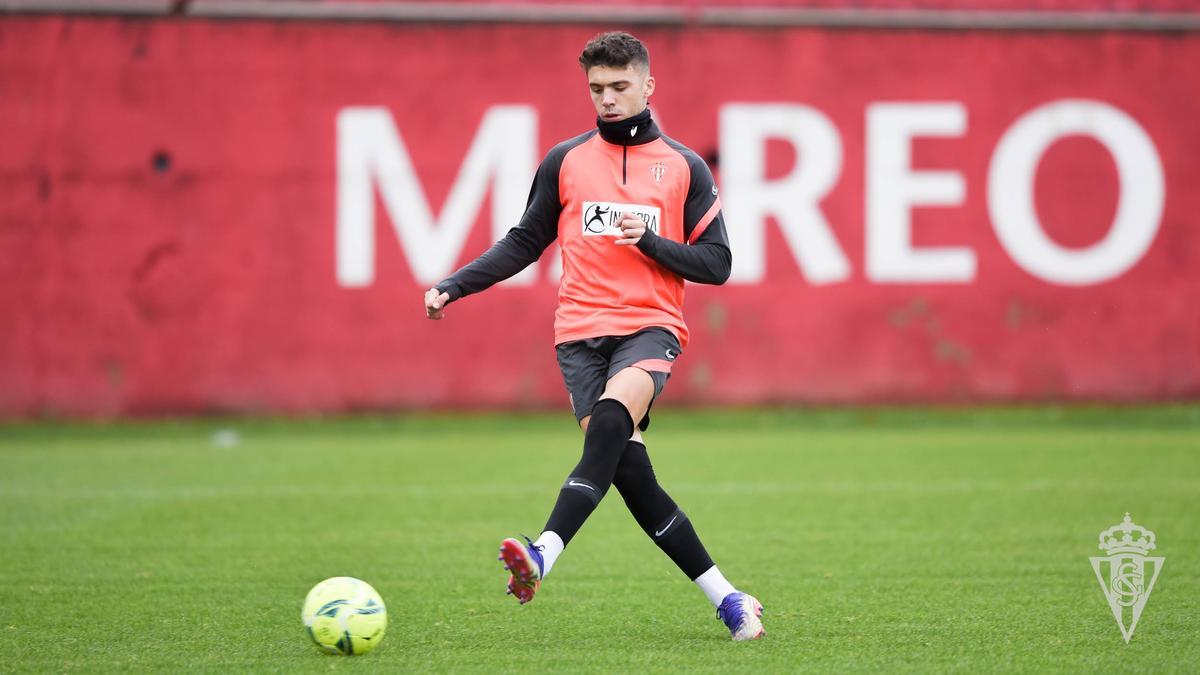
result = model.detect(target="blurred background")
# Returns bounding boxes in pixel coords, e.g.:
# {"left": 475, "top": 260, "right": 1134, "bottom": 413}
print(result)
{"left": 2, "top": 0, "right": 1198, "bottom": 418}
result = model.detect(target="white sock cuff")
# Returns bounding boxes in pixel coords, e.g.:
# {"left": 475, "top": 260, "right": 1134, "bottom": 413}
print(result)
{"left": 694, "top": 565, "right": 737, "bottom": 608}
{"left": 533, "top": 531, "right": 565, "bottom": 577}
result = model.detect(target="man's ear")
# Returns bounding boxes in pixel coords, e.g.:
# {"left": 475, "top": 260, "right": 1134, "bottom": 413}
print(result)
{"left": 643, "top": 75, "right": 656, "bottom": 100}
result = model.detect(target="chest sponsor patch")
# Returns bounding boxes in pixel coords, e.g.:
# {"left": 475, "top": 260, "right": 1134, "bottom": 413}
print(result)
{"left": 581, "top": 201, "right": 660, "bottom": 237}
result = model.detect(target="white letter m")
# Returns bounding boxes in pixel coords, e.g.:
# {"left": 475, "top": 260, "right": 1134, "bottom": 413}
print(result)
{"left": 336, "top": 106, "right": 536, "bottom": 287}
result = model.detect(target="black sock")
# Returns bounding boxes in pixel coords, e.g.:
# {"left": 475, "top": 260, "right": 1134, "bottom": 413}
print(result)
{"left": 612, "top": 440, "right": 715, "bottom": 580}
{"left": 543, "top": 399, "right": 634, "bottom": 545}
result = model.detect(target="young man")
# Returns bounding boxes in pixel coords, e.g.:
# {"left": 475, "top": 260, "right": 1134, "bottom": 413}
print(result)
{"left": 423, "top": 32, "right": 764, "bottom": 641}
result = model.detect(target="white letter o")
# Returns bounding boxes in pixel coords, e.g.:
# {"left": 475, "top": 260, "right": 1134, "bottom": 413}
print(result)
{"left": 988, "top": 99, "right": 1164, "bottom": 286}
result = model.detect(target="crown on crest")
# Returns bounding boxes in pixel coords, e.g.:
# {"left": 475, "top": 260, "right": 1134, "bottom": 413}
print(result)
{"left": 1098, "top": 513, "right": 1156, "bottom": 555}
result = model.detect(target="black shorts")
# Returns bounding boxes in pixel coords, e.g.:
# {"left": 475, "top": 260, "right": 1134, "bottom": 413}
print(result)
{"left": 555, "top": 326, "right": 681, "bottom": 431}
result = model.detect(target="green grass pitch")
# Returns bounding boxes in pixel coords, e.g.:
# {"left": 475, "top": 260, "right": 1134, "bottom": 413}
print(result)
{"left": 1, "top": 406, "right": 1198, "bottom": 672}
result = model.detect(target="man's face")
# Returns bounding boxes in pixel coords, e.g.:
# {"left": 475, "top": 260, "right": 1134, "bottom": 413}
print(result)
{"left": 587, "top": 64, "right": 655, "bottom": 122}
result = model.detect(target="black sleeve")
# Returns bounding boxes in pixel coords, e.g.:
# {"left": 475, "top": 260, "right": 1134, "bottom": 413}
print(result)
{"left": 635, "top": 221, "right": 731, "bottom": 285}
{"left": 635, "top": 150, "right": 731, "bottom": 285}
{"left": 433, "top": 144, "right": 568, "bottom": 302}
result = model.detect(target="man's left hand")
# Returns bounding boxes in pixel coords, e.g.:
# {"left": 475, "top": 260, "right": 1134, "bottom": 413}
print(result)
{"left": 614, "top": 213, "right": 646, "bottom": 246}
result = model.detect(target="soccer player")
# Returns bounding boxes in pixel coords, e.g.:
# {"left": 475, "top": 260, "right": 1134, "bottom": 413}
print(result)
{"left": 423, "top": 31, "right": 764, "bottom": 641}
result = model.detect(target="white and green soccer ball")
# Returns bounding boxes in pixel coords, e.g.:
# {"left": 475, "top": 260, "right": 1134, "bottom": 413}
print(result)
{"left": 301, "top": 576, "right": 387, "bottom": 655}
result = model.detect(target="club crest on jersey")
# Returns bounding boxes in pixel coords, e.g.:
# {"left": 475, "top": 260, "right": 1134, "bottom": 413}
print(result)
{"left": 650, "top": 162, "right": 666, "bottom": 183}
{"left": 582, "top": 202, "right": 661, "bottom": 237}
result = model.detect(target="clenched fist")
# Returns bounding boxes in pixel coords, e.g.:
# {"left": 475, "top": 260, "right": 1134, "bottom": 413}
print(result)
{"left": 424, "top": 288, "right": 450, "bottom": 320}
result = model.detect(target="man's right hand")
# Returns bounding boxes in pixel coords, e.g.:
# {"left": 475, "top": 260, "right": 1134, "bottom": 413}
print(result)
{"left": 424, "top": 288, "right": 451, "bottom": 320}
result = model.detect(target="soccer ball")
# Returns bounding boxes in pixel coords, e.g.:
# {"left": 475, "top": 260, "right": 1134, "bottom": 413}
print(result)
{"left": 301, "top": 577, "right": 387, "bottom": 655}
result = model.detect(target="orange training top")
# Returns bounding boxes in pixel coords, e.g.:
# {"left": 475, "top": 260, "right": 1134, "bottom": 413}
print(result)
{"left": 436, "top": 109, "right": 730, "bottom": 349}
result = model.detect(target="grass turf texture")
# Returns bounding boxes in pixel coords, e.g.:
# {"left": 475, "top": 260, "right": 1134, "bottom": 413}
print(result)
{"left": 1, "top": 406, "right": 1198, "bottom": 672}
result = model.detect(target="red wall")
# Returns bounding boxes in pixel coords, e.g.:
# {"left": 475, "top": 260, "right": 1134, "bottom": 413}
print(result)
{"left": 1, "top": 16, "right": 1198, "bottom": 416}
{"left": 313, "top": 0, "right": 1200, "bottom": 11}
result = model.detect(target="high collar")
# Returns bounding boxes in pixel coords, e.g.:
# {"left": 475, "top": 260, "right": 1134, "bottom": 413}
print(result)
{"left": 595, "top": 108, "right": 658, "bottom": 146}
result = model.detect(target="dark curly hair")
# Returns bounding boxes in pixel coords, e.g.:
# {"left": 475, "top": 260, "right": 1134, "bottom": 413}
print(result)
{"left": 579, "top": 32, "right": 649, "bottom": 72}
